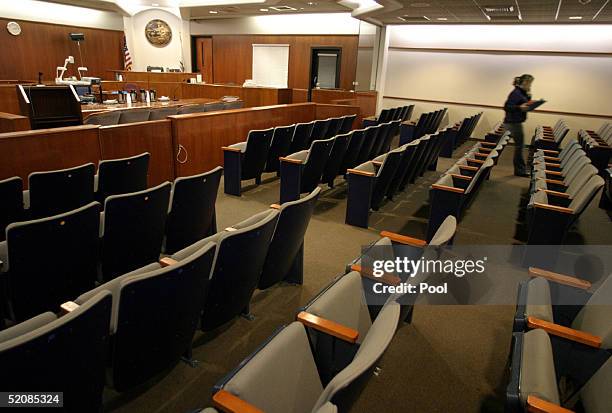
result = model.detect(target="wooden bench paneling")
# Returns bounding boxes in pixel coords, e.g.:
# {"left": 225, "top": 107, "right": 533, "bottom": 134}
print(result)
{"left": 0, "top": 112, "right": 30, "bottom": 133}
{"left": 315, "top": 103, "right": 361, "bottom": 127}
{"left": 99, "top": 120, "right": 174, "bottom": 186}
{"left": 0, "top": 125, "right": 101, "bottom": 188}
{"left": 171, "top": 103, "right": 315, "bottom": 176}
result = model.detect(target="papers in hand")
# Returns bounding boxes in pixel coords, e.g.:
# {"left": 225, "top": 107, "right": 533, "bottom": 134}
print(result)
{"left": 525, "top": 99, "right": 546, "bottom": 111}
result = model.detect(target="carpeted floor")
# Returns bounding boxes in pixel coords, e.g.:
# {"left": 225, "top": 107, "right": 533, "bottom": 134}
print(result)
{"left": 105, "top": 139, "right": 611, "bottom": 413}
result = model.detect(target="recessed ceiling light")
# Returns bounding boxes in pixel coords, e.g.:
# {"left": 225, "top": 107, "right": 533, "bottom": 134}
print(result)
{"left": 422, "top": 15, "right": 430, "bottom": 20}
{"left": 152, "top": 2, "right": 159, "bottom": 6}
{"left": 209, "top": 10, "right": 218, "bottom": 13}
{"left": 437, "top": 17, "right": 448, "bottom": 20}
{"left": 260, "top": 8, "right": 268, "bottom": 11}
{"left": 307, "top": 1, "right": 316, "bottom": 4}
{"left": 569, "top": 16, "right": 583, "bottom": 20}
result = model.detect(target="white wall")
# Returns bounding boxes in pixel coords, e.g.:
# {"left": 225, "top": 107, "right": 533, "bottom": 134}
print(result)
{"left": 124, "top": 8, "right": 191, "bottom": 72}
{"left": 0, "top": 0, "right": 124, "bottom": 30}
{"left": 381, "top": 24, "right": 612, "bottom": 137}
{"left": 190, "top": 13, "right": 360, "bottom": 35}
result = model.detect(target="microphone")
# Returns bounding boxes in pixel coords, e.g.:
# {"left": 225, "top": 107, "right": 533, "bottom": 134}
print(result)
{"left": 38, "top": 72, "right": 43, "bottom": 84}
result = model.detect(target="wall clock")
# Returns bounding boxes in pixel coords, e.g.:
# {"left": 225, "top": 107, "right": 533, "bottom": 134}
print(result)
{"left": 145, "top": 19, "right": 172, "bottom": 47}
{"left": 7, "top": 21, "right": 21, "bottom": 36}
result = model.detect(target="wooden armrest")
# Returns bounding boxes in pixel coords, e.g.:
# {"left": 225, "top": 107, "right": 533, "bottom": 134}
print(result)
{"left": 543, "top": 156, "right": 561, "bottom": 162}
{"left": 478, "top": 148, "right": 493, "bottom": 153}
{"left": 480, "top": 142, "right": 497, "bottom": 147}
{"left": 279, "top": 157, "right": 303, "bottom": 165}
{"left": 222, "top": 146, "right": 242, "bottom": 153}
{"left": 213, "top": 390, "right": 263, "bottom": 413}
{"left": 545, "top": 170, "right": 563, "bottom": 176}
{"left": 450, "top": 173, "right": 472, "bottom": 181}
{"left": 542, "top": 149, "right": 559, "bottom": 155}
{"left": 541, "top": 137, "right": 555, "bottom": 142}
{"left": 540, "top": 189, "right": 570, "bottom": 199}
{"left": 527, "top": 316, "right": 601, "bottom": 348}
{"left": 269, "top": 203, "right": 281, "bottom": 210}
{"left": 467, "top": 158, "right": 484, "bottom": 164}
{"left": 159, "top": 257, "right": 178, "bottom": 268}
{"left": 533, "top": 202, "right": 573, "bottom": 214}
{"left": 372, "top": 160, "right": 383, "bottom": 166}
{"left": 544, "top": 179, "right": 566, "bottom": 187}
{"left": 348, "top": 168, "right": 375, "bottom": 177}
{"left": 474, "top": 152, "right": 488, "bottom": 159}
{"left": 528, "top": 267, "right": 591, "bottom": 290}
{"left": 459, "top": 165, "right": 479, "bottom": 171}
{"left": 527, "top": 395, "right": 574, "bottom": 413}
{"left": 60, "top": 301, "right": 79, "bottom": 315}
{"left": 380, "top": 231, "right": 427, "bottom": 247}
{"left": 297, "top": 311, "right": 359, "bottom": 343}
{"left": 350, "top": 264, "right": 402, "bottom": 286}
{"left": 431, "top": 183, "right": 465, "bottom": 194}
{"left": 544, "top": 162, "right": 560, "bottom": 168}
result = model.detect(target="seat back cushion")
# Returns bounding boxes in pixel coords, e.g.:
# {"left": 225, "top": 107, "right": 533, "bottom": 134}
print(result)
{"left": 242, "top": 128, "right": 274, "bottom": 180}
{"left": 0, "top": 177, "right": 23, "bottom": 241}
{"left": 313, "top": 301, "right": 400, "bottom": 411}
{"left": 580, "top": 357, "right": 612, "bottom": 413}
{"left": 519, "top": 329, "right": 560, "bottom": 405}
{"left": 97, "top": 152, "right": 150, "bottom": 201}
{"left": 224, "top": 322, "right": 323, "bottom": 413}
{"left": 572, "top": 274, "right": 612, "bottom": 349}
{"left": 525, "top": 277, "right": 554, "bottom": 322}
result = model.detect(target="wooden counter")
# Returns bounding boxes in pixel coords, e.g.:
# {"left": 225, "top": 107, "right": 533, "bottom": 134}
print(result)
{"left": 81, "top": 98, "right": 218, "bottom": 117}
{"left": 181, "top": 83, "right": 292, "bottom": 108}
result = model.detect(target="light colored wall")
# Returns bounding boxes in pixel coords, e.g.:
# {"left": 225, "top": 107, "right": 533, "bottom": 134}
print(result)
{"left": 125, "top": 8, "right": 190, "bottom": 72}
{"left": 0, "top": 0, "right": 124, "bottom": 30}
{"left": 382, "top": 24, "right": 612, "bottom": 138}
{"left": 190, "top": 13, "right": 360, "bottom": 35}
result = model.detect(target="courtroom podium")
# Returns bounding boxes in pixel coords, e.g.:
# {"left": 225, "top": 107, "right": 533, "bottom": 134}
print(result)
{"left": 17, "top": 85, "right": 83, "bottom": 129}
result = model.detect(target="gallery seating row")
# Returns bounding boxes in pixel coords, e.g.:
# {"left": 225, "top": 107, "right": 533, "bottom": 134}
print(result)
{"left": 531, "top": 119, "right": 570, "bottom": 151}
{"left": 438, "top": 112, "right": 483, "bottom": 158}
{"left": 507, "top": 267, "right": 611, "bottom": 412}
{"left": 345, "top": 125, "right": 451, "bottom": 228}
{"left": 525, "top": 139, "right": 604, "bottom": 246}
{"left": 578, "top": 123, "right": 612, "bottom": 174}
{"left": 0, "top": 188, "right": 320, "bottom": 411}
{"left": 0, "top": 153, "right": 151, "bottom": 240}
{"left": 84, "top": 100, "right": 244, "bottom": 126}
{"left": 427, "top": 127, "right": 511, "bottom": 241}
{"left": 399, "top": 108, "right": 448, "bottom": 144}
{"left": 0, "top": 166, "right": 223, "bottom": 323}
{"left": 223, "top": 114, "right": 356, "bottom": 196}
{"left": 202, "top": 214, "right": 458, "bottom": 413}
{"left": 362, "top": 104, "right": 414, "bottom": 127}
{"left": 279, "top": 120, "right": 401, "bottom": 203}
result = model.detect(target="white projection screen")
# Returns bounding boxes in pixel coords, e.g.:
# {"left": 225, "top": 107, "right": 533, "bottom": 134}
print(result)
{"left": 252, "top": 44, "right": 290, "bottom": 88}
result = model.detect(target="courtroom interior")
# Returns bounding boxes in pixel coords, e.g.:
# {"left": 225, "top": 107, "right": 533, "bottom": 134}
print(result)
{"left": 0, "top": 1, "right": 611, "bottom": 412}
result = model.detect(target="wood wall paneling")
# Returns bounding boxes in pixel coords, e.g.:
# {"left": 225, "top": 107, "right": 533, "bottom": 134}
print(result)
{"left": 210, "top": 35, "right": 359, "bottom": 90}
{"left": 311, "top": 89, "right": 377, "bottom": 119}
{"left": 171, "top": 103, "right": 316, "bottom": 176}
{"left": 0, "top": 112, "right": 31, "bottom": 133}
{"left": 181, "top": 83, "right": 290, "bottom": 107}
{"left": 0, "top": 19, "right": 123, "bottom": 82}
{"left": 314, "top": 103, "right": 361, "bottom": 128}
{"left": 0, "top": 85, "right": 24, "bottom": 114}
{"left": 99, "top": 120, "right": 175, "bottom": 186}
{"left": 0, "top": 125, "right": 101, "bottom": 187}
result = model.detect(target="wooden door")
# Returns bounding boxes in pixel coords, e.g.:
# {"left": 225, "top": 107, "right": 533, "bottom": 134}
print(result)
{"left": 195, "top": 37, "right": 213, "bottom": 83}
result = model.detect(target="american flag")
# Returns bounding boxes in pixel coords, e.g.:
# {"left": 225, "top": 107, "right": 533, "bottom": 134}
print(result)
{"left": 122, "top": 35, "right": 133, "bottom": 71}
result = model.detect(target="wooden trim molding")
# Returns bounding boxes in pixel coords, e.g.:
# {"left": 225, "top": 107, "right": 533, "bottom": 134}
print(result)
{"left": 382, "top": 96, "right": 612, "bottom": 119}
{"left": 297, "top": 311, "right": 359, "bottom": 343}
{"left": 527, "top": 316, "right": 601, "bottom": 348}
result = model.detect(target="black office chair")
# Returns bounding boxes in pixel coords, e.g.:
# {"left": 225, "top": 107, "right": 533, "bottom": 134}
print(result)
{"left": 1, "top": 202, "right": 101, "bottom": 322}
{"left": 100, "top": 182, "right": 171, "bottom": 281}
{"left": 265, "top": 124, "right": 296, "bottom": 174}
{"left": 223, "top": 128, "right": 274, "bottom": 196}
{"left": 0, "top": 291, "right": 112, "bottom": 413}
{"left": 26, "top": 163, "right": 95, "bottom": 219}
{"left": 165, "top": 167, "right": 222, "bottom": 254}
{"left": 0, "top": 177, "right": 23, "bottom": 242}
{"left": 95, "top": 152, "right": 150, "bottom": 203}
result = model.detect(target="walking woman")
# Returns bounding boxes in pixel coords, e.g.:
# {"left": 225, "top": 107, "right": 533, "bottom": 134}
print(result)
{"left": 503, "top": 74, "right": 534, "bottom": 177}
